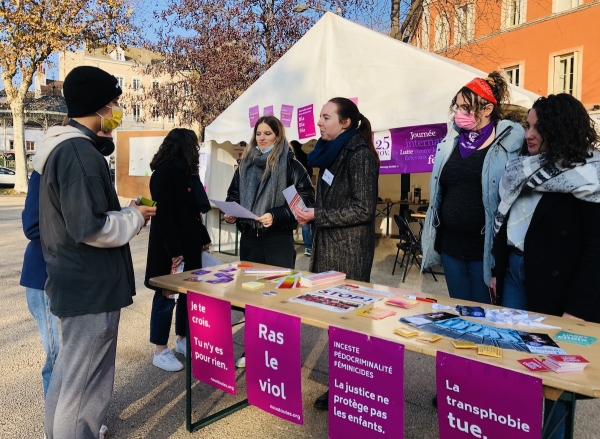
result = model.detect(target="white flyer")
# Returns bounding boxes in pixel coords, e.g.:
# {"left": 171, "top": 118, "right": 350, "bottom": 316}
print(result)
{"left": 282, "top": 185, "right": 308, "bottom": 219}
{"left": 210, "top": 200, "right": 257, "bottom": 219}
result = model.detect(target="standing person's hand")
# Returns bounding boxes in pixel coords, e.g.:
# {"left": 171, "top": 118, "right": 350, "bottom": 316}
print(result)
{"left": 130, "top": 200, "right": 156, "bottom": 226}
{"left": 256, "top": 213, "right": 274, "bottom": 228}
{"left": 172, "top": 255, "right": 184, "bottom": 267}
{"left": 295, "top": 208, "right": 315, "bottom": 226}
{"left": 224, "top": 214, "right": 237, "bottom": 224}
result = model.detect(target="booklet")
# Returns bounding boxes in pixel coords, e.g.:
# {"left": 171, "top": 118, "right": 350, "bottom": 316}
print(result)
{"left": 520, "top": 333, "right": 567, "bottom": 355}
{"left": 554, "top": 331, "right": 598, "bottom": 346}
{"left": 282, "top": 185, "right": 308, "bottom": 219}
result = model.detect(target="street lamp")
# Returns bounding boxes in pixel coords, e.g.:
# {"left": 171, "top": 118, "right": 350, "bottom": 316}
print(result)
{"left": 292, "top": 3, "right": 342, "bottom": 15}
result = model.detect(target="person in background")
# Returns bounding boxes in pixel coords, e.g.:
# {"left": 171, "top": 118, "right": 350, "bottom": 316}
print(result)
{"left": 295, "top": 97, "right": 379, "bottom": 410}
{"left": 225, "top": 116, "right": 314, "bottom": 268}
{"left": 421, "top": 71, "right": 525, "bottom": 304}
{"left": 291, "top": 140, "right": 314, "bottom": 256}
{"left": 491, "top": 94, "right": 600, "bottom": 439}
{"left": 34, "top": 66, "right": 155, "bottom": 439}
{"left": 145, "top": 128, "right": 212, "bottom": 372}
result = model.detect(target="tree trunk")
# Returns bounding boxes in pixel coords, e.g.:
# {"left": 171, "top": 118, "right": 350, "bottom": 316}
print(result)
{"left": 10, "top": 101, "right": 29, "bottom": 193}
{"left": 390, "top": 0, "right": 401, "bottom": 40}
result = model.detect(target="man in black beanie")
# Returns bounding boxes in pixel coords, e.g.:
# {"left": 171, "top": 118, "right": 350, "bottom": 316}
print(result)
{"left": 33, "top": 66, "right": 156, "bottom": 439}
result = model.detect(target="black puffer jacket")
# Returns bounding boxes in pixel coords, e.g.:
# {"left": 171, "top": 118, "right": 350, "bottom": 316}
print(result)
{"left": 226, "top": 151, "right": 315, "bottom": 235}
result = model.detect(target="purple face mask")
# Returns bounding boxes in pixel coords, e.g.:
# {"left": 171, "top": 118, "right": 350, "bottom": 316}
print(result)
{"left": 454, "top": 110, "right": 478, "bottom": 130}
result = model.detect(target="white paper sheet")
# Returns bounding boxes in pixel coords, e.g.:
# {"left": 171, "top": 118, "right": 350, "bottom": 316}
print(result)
{"left": 210, "top": 199, "right": 257, "bottom": 219}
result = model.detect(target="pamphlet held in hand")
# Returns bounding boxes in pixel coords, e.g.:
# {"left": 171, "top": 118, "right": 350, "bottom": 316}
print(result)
{"left": 283, "top": 185, "right": 308, "bottom": 219}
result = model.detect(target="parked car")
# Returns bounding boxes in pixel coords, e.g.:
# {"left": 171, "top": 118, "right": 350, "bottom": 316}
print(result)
{"left": 0, "top": 167, "right": 15, "bottom": 187}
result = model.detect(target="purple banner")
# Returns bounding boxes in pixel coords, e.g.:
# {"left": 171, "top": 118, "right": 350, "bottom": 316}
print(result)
{"left": 280, "top": 104, "right": 294, "bottom": 127}
{"left": 297, "top": 104, "right": 316, "bottom": 139}
{"left": 249, "top": 105, "right": 260, "bottom": 128}
{"left": 245, "top": 305, "right": 303, "bottom": 424}
{"left": 263, "top": 105, "right": 274, "bottom": 116}
{"left": 436, "top": 352, "right": 542, "bottom": 439}
{"left": 376, "top": 123, "right": 447, "bottom": 174}
{"left": 329, "top": 327, "right": 404, "bottom": 438}
{"left": 187, "top": 292, "right": 236, "bottom": 395}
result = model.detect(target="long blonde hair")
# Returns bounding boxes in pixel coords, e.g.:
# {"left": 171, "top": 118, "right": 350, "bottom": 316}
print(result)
{"left": 240, "top": 116, "right": 288, "bottom": 178}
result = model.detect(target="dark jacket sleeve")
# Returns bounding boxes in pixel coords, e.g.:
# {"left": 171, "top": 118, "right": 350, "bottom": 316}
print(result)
{"left": 22, "top": 171, "right": 41, "bottom": 241}
{"left": 563, "top": 201, "right": 600, "bottom": 320}
{"left": 150, "top": 165, "right": 183, "bottom": 258}
{"left": 226, "top": 166, "right": 241, "bottom": 204}
{"left": 268, "top": 159, "right": 314, "bottom": 227}
{"left": 316, "top": 149, "right": 379, "bottom": 228}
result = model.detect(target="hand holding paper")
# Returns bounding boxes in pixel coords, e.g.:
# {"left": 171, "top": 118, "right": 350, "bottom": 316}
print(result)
{"left": 282, "top": 185, "right": 308, "bottom": 219}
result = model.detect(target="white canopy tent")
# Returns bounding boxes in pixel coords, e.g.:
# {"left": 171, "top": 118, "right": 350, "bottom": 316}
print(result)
{"left": 203, "top": 12, "right": 539, "bottom": 248}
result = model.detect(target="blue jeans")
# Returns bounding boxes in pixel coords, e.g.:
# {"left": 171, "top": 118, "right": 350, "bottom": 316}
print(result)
{"left": 544, "top": 399, "right": 567, "bottom": 439}
{"left": 302, "top": 224, "right": 312, "bottom": 250}
{"left": 441, "top": 253, "right": 490, "bottom": 304}
{"left": 150, "top": 292, "right": 188, "bottom": 346}
{"left": 501, "top": 252, "right": 528, "bottom": 310}
{"left": 25, "top": 287, "right": 60, "bottom": 399}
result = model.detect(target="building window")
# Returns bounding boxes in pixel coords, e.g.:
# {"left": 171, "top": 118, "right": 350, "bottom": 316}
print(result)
{"left": 553, "top": 0, "right": 580, "bottom": 13}
{"left": 553, "top": 52, "right": 578, "bottom": 96}
{"left": 504, "top": 65, "right": 521, "bottom": 87}
{"left": 26, "top": 141, "right": 35, "bottom": 151}
{"left": 115, "top": 75, "right": 124, "bottom": 89}
{"left": 504, "top": 0, "right": 525, "bottom": 28}
{"left": 132, "top": 78, "right": 142, "bottom": 93}
{"left": 116, "top": 51, "right": 124, "bottom": 61}
{"left": 167, "top": 110, "right": 175, "bottom": 124}
{"left": 454, "top": 3, "right": 474, "bottom": 45}
{"left": 9, "top": 140, "right": 14, "bottom": 150}
{"left": 133, "top": 103, "right": 142, "bottom": 121}
{"left": 151, "top": 106, "right": 160, "bottom": 122}
{"left": 421, "top": 4, "right": 431, "bottom": 51}
{"left": 434, "top": 14, "right": 450, "bottom": 51}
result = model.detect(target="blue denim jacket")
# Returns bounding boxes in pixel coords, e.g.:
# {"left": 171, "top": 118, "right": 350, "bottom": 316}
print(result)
{"left": 421, "top": 120, "right": 525, "bottom": 286}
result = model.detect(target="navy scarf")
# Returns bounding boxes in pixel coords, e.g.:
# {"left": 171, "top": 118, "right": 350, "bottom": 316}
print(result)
{"left": 307, "top": 129, "right": 357, "bottom": 169}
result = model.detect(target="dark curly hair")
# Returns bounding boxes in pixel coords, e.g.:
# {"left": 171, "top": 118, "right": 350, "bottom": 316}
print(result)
{"left": 450, "top": 71, "right": 510, "bottom": 122}
{"left": 532, "top": 94, "right": 599, "bottom": 167}
{"left": 150, "top": 128, "right": 200, "bottom": 175}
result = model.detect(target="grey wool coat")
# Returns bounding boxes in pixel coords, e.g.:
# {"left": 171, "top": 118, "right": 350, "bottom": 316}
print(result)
{"left": 310, "top": 134, "right": 379, "bottom": 282}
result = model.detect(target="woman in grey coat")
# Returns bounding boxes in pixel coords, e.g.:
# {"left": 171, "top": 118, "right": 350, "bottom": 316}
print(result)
{"left": 296, "top": 97, "right": 379, "bottom": 282}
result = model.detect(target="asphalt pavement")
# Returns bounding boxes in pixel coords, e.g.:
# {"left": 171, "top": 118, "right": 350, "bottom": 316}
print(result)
{"left": 1, "top": 195, "right": 599, "bottom": 438}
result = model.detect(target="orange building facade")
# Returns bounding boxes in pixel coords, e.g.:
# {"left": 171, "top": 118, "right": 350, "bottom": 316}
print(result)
{"left": 406, "top": 0, "right": 600, "bottom": 111}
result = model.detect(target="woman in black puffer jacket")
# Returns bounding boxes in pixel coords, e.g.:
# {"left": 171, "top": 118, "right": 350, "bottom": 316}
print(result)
{"left": 225, "top": 116, "right": 314, "bottom": 268}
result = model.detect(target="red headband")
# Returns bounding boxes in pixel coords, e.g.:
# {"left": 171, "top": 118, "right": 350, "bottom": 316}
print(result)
{"left": 464, "top": 78, "right": 497, "bottom": 105}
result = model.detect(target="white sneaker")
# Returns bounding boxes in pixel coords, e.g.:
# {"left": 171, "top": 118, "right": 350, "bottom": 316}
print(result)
{"left": 153, "top": 348, "right": 184, "bottom": 372}
{"left": 99, "top": 425, "right": 108, "bottom": 439}
{"left": 175, "top": 337, "right": 187, "bottom": 356}
{"left": 235, "top": 356, "right": 246, "bottom": 368}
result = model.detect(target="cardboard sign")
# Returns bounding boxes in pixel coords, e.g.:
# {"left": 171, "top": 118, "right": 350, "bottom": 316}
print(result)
{"left": 245, "top": 306, "right": 303, "bottom": 424}
{"left": 187, "top": 292, "right": 236, "bottom": 395}
{"left": 329, "top": 327, "right": 405, "bottom": 438}
{"left": 297, "top": 104, "right": 316, "bottom": 139}
{"left": 436, "top": 352, "right": 542, "bottom": 439}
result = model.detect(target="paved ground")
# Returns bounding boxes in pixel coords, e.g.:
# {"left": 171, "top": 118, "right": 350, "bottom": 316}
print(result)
{"left": 1, "top": 195, "right": 599, "bottom": 438}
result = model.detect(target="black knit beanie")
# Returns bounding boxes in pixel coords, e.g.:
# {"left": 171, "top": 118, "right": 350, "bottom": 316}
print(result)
{"left": 63, "top": 66, "right": 123, "bottom": 117}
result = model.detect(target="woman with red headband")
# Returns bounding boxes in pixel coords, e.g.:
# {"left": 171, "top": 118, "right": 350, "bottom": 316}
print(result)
{"left": 421, "top": 71, "right": 525, "bottom": 304}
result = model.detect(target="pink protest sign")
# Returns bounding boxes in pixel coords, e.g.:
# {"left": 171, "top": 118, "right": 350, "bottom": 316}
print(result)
{"left": 280, "top": 104, "right": 294, "bottom": 127}
{"left": 245, "top": 305, "right": 303, "bottom": 424}
{"left": 436, "top": 352, "right": 542, "bottom": 439}
{"left": 249, "top": 105, "right": 260, "bottom": 128}
{"left": 376, "top": 123, "right": 447, "bottom": 174}
{"left": 187, "top": 292, "right": 236, "bottom": 395}
{"left": 263, "top": 105, "right": 274, "bottom": 116}
{"left": 297, "top": 104, "right": 316, "bottom": 139}
{"left": 329, "top": 327, "right": 404, "bottom": 438}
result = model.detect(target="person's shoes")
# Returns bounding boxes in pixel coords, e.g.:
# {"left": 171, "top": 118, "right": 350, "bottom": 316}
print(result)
{"left": 314, "top": 390, "right": 329, "bottom": 410}
{"left": 432, "top": 395, "right": 438, "bottom": 409}
{"left": 99, "top": 424, "right": 108, "bottom": 439}
{"left": 153, "top": 348, "right": 184, "bottom": 372}
{"left": 175, "top": 337, "right": 187, "bottom": 356}
{"left": 235, "top": 356, "right": 246, "bottom": 368}
{"left": 304, "top": 248, "right": 312, "bottom": 256}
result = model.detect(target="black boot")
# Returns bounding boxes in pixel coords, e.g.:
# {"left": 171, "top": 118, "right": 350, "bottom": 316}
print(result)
{"left": 314, "top": 390, "right": 329, "bottom": 410}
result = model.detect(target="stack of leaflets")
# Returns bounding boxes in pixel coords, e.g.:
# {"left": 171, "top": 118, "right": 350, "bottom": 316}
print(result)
{"left": 299, "top": 271, "right": 346, "bottom": 287}
{"left": 243, "top": 267, "right": 292, "bottom": 275}
{"left": 543, "top": 355, "right": 590, "bottom": 373}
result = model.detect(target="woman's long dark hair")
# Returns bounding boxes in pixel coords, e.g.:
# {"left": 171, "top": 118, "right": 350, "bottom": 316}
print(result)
{"left": 449, "top": 71, "right": 510, "bottom": 122}
{"left": 532, "top": 94, "right": 598, "bottom": 167}
{"left": 329, "top": 97, "right": 380, "bottom": 163}
{"left": 150, "top": 128, "right": 200, "bottom": 175}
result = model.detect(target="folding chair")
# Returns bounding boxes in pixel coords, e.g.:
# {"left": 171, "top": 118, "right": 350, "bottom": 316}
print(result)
{"left": 393, "top": 215, "right": 438, "bottom": 283}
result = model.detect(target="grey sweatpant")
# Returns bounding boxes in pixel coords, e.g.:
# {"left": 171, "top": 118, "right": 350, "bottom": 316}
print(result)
{"left": 45, "top": 310, "right": 120, "bottom": 439}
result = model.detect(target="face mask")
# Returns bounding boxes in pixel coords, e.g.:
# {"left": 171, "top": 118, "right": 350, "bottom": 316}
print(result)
{"left": 96, "top": 105, "right": 123, "bottom": 132}
{"left": 454, "top": 110, "right": 478, "bottom": 131}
